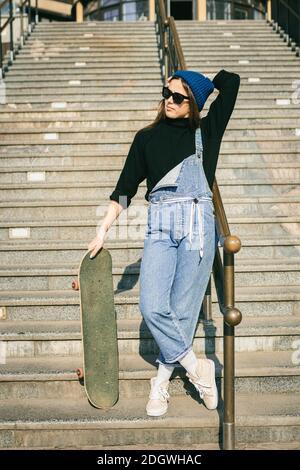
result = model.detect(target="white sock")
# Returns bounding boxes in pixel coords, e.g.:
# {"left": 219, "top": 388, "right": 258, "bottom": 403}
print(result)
{"left": 178, "top": 350, "right": 198, "bottom": 376}
{"left": 155, "top": 363, "right": 175, "bottom": 386}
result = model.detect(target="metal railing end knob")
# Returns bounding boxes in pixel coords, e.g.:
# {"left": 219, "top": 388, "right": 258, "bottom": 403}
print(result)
{"left": 224, "top": 307, "right": 242, "bottom": 327}
{"left": 224, "top": 235, "right": 241, "bottom": 254}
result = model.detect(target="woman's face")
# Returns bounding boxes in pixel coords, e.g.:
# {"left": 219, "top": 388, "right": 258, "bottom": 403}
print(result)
{"left": 164, "top": 78, "right": 190, "bottom": 119}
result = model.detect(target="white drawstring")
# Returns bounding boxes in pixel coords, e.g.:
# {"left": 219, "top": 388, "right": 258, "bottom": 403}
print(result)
{"left": 189, "top": 200, "right": 203, "bottom": 257}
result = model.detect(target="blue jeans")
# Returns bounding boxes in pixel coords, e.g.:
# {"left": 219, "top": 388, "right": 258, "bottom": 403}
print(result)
{"left": 139, "top": 126, "right": 219, "bottom": 366}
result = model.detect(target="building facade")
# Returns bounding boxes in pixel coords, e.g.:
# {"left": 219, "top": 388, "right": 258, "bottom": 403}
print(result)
{"left": 84, "top": 0, "right": 267, "bottom": 22}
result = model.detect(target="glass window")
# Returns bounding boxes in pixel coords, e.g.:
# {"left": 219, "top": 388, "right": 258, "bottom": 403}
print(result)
{"left": 207, "top": 0, "right": 266, "bottom": 20}
{"left": 103, "top": 8, "right": 120, "bottom": 20}
{"left": 88, "top": 0, "right": 148, "bottom": 22}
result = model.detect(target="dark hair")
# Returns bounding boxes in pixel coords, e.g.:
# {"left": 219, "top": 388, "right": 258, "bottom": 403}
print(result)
{"left": 141, "top": 77, "right": 201, "bottom": 132}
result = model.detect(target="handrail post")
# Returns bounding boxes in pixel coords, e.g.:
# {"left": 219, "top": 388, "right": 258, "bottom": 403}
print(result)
{"left": 8, "top": 0, "right": 14, "bottom": 65}
{"left": 223, "top": 250, "right": 235, "bottom": 450}
{"left": 28, "top": 0, "right": 32, "bottom": 35}
{"left": 224, "top": 317, "right": 235, "bottom": 449}
{"left": 223, "top": 237, "right": 242, "bottom": 450}
{"left": 203, "top": 276, "right": 212, "bottom": 322}
{"left": 35, "top": 0, "right": 39, "bottom": 25}
{"left": 20, "top": 1, "right": 24, "bottom": 48}
{"left": 0, "top": 7, "right": 2, "bottom": 78}
{"left": 266, "top": 0, "right": 272, "bottom": 22}
{"left": 163, "top": 19, "right": 168, "bottom": 82}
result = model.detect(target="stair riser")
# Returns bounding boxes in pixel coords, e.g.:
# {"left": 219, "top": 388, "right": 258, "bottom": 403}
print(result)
{"left": 10, "top": 52, "right": 296, "bottom": 61}
{"left": 1, "top": 118, "right": 300, "bottom": 129}
{"left": 0, "top": 153, "right": 299, "bottom": 166}
{"left": 1, "top": 128, "right": 300, "bottom": 139}
{"left": 4, "top": 79, "right": 163, "bottom": 88}
{"left": 0, "top": 142, "right": 299, "bottom": 153}
{"left": 0, "top": 270, "right": 299, "bottom": 291}
{"left": 1, "top": 168, "right": 300, "bottom": 183}
{"left": 1, "top": 424, "right": 300, "bottom": 449}
{"left": 0, "top": 91, "right": 298, "bottom": 101}
{"left": 1, "top": 220, "right": 298, "bottom": 241}
{"left": 1, "top": 194, "right": 299, "bottom": 216}
{"left": 0, "top": 245, "right": 298, "bottom": 263}
{"left": 7, "top": 59, "right": 298, "bottom": 68}
{"left": 1, "top": 109, "right": 299, "bottom": 119}
{"left": 4, "top": 299, "right": 299, "bottom": 322}
{"left": 2, "top": 335, "right": 299, "bottom": 358}
{"left": 0, "top": 375, "right": 299, "bottom": 400}
{"left": 14, "top": 50, "right": 159, "bottom": 56}
{"left": 3, "top": 91, "right": 298, "bottom": 101}
{"left": 2, "top": 97, "right": 298, "bottom": 107}
{"left": 1, "top": 102, "right": 299, "bottom": 112}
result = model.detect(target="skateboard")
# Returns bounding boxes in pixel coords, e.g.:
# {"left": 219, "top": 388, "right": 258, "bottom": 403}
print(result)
{"left": 72, "top": 248, "right": 119, "bottom": 409}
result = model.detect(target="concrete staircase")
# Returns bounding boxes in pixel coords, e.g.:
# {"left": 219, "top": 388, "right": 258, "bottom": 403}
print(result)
{"left": 0, "top": 19, "right": 299, "bottom": 450}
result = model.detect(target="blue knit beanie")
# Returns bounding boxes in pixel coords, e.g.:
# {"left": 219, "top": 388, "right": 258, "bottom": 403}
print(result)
{"left": 171, "top": 70, "right": 214, "bottom": 111}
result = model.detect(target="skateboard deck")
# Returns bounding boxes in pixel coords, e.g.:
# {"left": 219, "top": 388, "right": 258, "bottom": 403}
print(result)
{"left": 76, "top": 248, "right": 119, "bottom": 409}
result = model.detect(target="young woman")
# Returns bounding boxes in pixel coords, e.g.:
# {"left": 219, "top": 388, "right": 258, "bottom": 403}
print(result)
{"left": 88, "top": 69, "right": 240, "bottom": 417}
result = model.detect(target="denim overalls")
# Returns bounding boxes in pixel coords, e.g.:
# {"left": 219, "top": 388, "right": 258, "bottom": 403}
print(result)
{"left": 139, "top": 126, "right": 219, "bottom": 366}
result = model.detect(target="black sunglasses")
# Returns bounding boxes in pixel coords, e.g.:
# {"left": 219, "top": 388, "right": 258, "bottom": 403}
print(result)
{"left": 162, "top": 86, "right": 189, "bottom": 105}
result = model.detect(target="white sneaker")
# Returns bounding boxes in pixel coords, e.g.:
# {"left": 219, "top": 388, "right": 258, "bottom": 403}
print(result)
{"left": 146, "top": 377, "right": 170, "bottom": 417}
{"left": 186, "top": 358, "right": 218, "bottom": 410}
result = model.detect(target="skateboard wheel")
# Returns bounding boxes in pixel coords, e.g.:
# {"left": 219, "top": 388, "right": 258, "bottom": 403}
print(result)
{"left": 72, "top": 280, "right": 79, "bottom": 290}
{"left": 76, "top": 367, "right": 84, "bottom": 379}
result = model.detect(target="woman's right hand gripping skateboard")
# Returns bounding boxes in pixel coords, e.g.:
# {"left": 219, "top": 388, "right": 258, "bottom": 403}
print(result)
{"left": 88, "top": 226, "right": 108, "bottom": 259}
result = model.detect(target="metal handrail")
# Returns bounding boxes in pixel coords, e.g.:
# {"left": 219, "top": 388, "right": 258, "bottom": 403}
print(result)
{"left": 155, "top": 0, "right": 242, "bottom": 450}
{"left": 0, "top": 0, "right": 39, "bottom": 79}
{"left": 268, "top": 0, "right": 300, "bottom": 51}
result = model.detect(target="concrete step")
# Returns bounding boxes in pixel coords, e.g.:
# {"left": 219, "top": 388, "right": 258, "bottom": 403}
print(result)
{"left": 11, "top": 52, "right": 160, "bottom": 60}
{"left": 2, "top": 91, "right": 296, "bottom": 104}
{"left": 4, "top": 80, "right": 293, "bottom": 91}
{"left": 17, "top": 44, "right": 292, "bottom": 52}
{"left": 0, "top": 315, "right": 299, "bottom": 357}
{"left": 1, "top": 191, "right": 300, "bottom": 218}
{"left": 0, "top": 135, "right": 299, "bottom": 150}
{"left": 3, "top": 86, "right": 298, "bottom": 100}
{"left": 0, "top": 350, "right": 299, "bottom": 399}
{"left": 1, "top": 125, "right": 300, "bottom": 139}
{"left": 1, "top": 235, "right": 299, "bottom": 262}
{"left": 2, "top": 118, "right": 300, "bottom": 131}
{"left": 0, "top": 171, "right": 299, "bottom": 194}
{"left": 35, "top": 21, "right": 156, "bottom": 28}
{"left": 0, "top": 392, "right": 299, "bottom": 449}
{"left": 28, "top": 36, "right": 159, "bottom": 41}
{"left": 0, "top": 257, "right": 299, "bottom": 291}
{"left": 180, "top": 37, "right": 294, "bottom": 43}
{"left": 1, "top": 100, "right": 299, "bottom": 112}
{"left": 7, "top": 61, "right": 299, "bottom": 72}
{"left": 1, "top": 280, "right": 300, "bottom": 321}
{"left": 10, "top": 58, "right": 160, "bottom": 67}
{"left": 1, "top": 150, "right": 298, "bottom": 167}
{"left": 9, "top": 63, "right": 161, "bottom": 72}
{"left": 1, "top": 216, "right": 298, "bottom": 242}
{"left": 9, "top": 53, "right": 298, "bottom": 63}
{"left": 0, "top": 108, "right": 299, "bottom": 120}
{"left": 3, "top": 71, "right": 300, "bottom": 81}
{"left": 1, "top": 281, "right": 299, "bottom": 321}
{"left": 1, "top": 161, "right": 300, "bottom": 183}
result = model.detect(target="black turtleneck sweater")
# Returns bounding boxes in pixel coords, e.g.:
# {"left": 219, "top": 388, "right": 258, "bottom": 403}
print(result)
{"left": 109, "top": 69, "right": 240, "bottom": 209}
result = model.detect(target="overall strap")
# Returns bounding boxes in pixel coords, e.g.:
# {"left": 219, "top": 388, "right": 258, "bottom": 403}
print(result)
{"left": 195, "top": 126, "right": 203, "bottom": 158}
